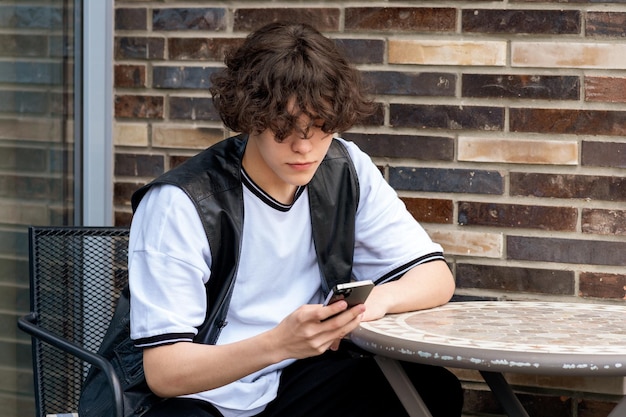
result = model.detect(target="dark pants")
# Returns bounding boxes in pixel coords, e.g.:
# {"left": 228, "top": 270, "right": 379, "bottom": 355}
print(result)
{"left": 144, "top": 343, "right": 464, "bottom": 417}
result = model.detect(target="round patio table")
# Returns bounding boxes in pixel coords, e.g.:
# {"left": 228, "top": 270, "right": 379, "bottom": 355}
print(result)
{"left": 350, "top": 301, "right": 626, "bottom": 417}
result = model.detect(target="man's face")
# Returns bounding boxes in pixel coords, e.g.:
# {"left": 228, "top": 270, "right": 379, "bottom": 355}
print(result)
{"left": 247, "top": 116, "right": 334, "bottom": 189}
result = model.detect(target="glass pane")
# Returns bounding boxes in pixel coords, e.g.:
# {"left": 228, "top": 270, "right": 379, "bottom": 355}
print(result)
{"left": 0, "top": 0, "right": 78, "bottom": 415}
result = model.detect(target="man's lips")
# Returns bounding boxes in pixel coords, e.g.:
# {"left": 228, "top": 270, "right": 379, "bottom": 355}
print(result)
{"left": 288, "top": 162, "right": 314, "bottom": 170}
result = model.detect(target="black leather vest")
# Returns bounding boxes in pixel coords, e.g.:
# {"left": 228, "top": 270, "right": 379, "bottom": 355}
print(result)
{"left": 131, "top": 133, "right": 360, "bottom": 344}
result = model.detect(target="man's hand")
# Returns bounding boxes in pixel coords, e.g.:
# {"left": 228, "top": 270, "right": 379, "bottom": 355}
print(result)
{"left": 271, "top": 301, "right": 365, "bottom": 359}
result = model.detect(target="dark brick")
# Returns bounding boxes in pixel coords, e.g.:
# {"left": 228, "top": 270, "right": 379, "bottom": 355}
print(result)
{"left": 114, "top": 95, "right": 163, "bottom": 119}
{"left": 517, "top": 393, "right": 573, "bottom": 417}
{"left": 115, "top": 37, "right": 165, "bottom": 60}
{"left": 115, "top": 8, "right": 147, "bottom": 31}
{"left": 463, "top": 9, "right": 580, "bottom": 34}
{"left": 450, "top": 294, "right": 499, "bottom": 302}
{"left": 0, "top": 62, "right": 62, "bottom": 85}
{"left": 153, "top": 66, "right": 218, "bottom": 90}
{"left": 0, "top": 34, "right": 47, "bottom": 57}
{"left": 152, "top": 8, "right": 227, "bottom": 31}
{"left": 579, "top": 272, "right": 626, "bottom": 299}
{"left": 342, "top": 133, "right": 454, "bottom": 161}
{"left": 0, "top": 90, "right": 49, "bottom": 114}
{"left": 115, "top": 211, "right": 133, "bottom": 228}
{"left": 49, "top": 34, "right": 64, "bottom": 58}
{"left": 586, "top": 12, "right": 626, "bottom": 37}
{"left": 359, "top": 103, "right": 385, "bottom": 127}
{"left": 458, "top": 202, "right": 577, "bottom": 231}
{"left": 391, "top": 104, "right": 504, "bottom": 131}
{"left": 511, "top": 0, "right": 618, "bottom": 3}
{"left": 0, "top": 230, "right": 26, "bottom": 258}
{"left": 463, "top": 388, "right": 573, "bottom": 417}
{"left": 170, "top": 155, "right": 192, "bottom": 169}
{"left": 390, "top": 167, "right": 504, "bottom": 194}
{"left": 511, "top": 172, "right": 626, "bottom": 201}
{"left": 362, "top": 71, "right": 455, "bottom": 97}
{"left": 0, "top": 175, "right": 62, "bottom": 200}
{"left": 345, "top": 7, "right": 455, "bottom": 32}
{"left": 582, "top": 141, "right": 626, "bottom": 168}
{"left": 578, "top": 398, "right": 621, "bottom": 417}
{"left": 0, "top": 146, "right": 46, "bottom": 172}
{"left": 234, "top": 9, "right": 340, "bottom": 32}
{"left": 582, "top": 209, "right": 626, "bottom": 236}
{"left": 114, "top": 182, "right": 143, "bottom": 206}
{"left": 507, "top": 236, "right": 626, "bottom": 266}
{"left": 462, "top": 387, "right": 504, "bottom": 416}
{"left": 169, "top": 97, "right": 219, "bottom": 121}
{"left": 456, "top": 264, "right": 575, "bottom": 295}
{"left": 462, "top": 74, "right": 579, "bottom": 100}
{"left": 114, "top": 65, "right": 146, "bottom": 88}
{"left": 50, "top": 91, "right": 67, "bottom": 116}
{"left": 50, "top": 149, "right": 70, "bottom": 174}
{"left": 334, "top": 39, "right": 385, "bottom": 65}
{"left": 168, "top": 38, "right": 242, "bottom": 61}
{"left": 510, "top": 108, "right": 626, "bottom": 136}
{"left": 115, "top": 154, "right": 164, "bottom": 177}
{"left": 401, "top": 197, "right": 453, "bottom": 224}
{"left": 585, "top": 76, "right": 626, "bottom": 103}
{"left": 0, "top": 5, "right": 63, "bottom": 30}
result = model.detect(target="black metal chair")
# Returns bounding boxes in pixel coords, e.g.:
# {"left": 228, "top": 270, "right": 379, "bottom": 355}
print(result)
{"left": 18, "top": 226, "right": 128, "bottom": 417}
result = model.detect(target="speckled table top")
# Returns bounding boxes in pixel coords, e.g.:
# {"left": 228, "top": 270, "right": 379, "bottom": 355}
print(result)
{"left": 350, "top": 301, "right": 626, "bottom": 375}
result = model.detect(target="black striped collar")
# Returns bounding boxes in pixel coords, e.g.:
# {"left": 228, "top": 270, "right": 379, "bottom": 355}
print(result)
{"left": 241, "top": 168, "right": 306, "bottom": 212}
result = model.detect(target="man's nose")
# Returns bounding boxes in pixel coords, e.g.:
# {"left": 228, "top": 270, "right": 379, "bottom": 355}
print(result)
{"left": 291, "top": 136, "right": 313, "bottom": 153}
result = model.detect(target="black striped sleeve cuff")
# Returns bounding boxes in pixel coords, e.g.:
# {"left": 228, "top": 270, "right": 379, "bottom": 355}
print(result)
{"left": 373, "top": 252, "right": 445, "bottom": 285}
{"left": 134, "top": 332, "right": 196, "bottom": 348}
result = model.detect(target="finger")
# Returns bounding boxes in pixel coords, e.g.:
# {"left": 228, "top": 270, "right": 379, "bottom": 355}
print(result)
{"left": 321, "top": 300, "right": 348, "bottom": 321}
{"left": 329, "top": 339, "right": 341, "bottom": 351}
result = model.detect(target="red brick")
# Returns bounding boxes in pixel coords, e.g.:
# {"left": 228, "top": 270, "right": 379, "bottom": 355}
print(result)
{"left": 463, "top": 9, "right": 580, "bottom": 34}
{"left": 114, "top": 65, "right": 146, "bottom": 88}
{"left": 233, "top": 9, "right": 340, "bottom": 32}
{"left": 114, "top": 95, "right": 164, "bottom": 119}
{"left": 585, "top": 77, "right": 626, "bottom": 103}
{"left": 152, "top": 8, "right": 227, "bottom": 31}
{"left": 345, "top": 7, "right": 455, "bottom": 32}
{"left": 458, "top": 202, "right": 577, "bottom": 231}
{"left": 401, "top": 197, "right": 453, "bottom": 224}
{"left": 511, "top": 172, "right": 626, "bottom": 201}
{"left": 579, "top": 272, "right": 626, "bottom": 299}
{"left": 115, "top": 37, "right": 165, "bottom": 60}
{"left": 511, "top": 108, "right": 626, "bottom": 136}
{"left": 582, "top": 209, "right": 626, "bottom": 236}
{"left": 586, "top": 12, "right": 626, "bottom": 37}
{"left": 115, "top": 8, "right": 147, "bottom": 30}
{"left": 168, "top": 38, "right": 242, "bottom": 61}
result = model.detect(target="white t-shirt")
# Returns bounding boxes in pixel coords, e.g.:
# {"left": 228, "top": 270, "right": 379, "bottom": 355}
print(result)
{"left": 128, "top": 138, "right": 444, "bottom": 417}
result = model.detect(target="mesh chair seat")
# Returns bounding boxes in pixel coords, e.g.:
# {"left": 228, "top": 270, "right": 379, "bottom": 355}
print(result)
{"left": 18, "top": 227, "right": 129, "bottom": 417}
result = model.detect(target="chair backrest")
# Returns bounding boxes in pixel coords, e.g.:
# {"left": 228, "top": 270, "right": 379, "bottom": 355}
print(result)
{"left": 28, "top": 226, "right": 129, "bottom": 417}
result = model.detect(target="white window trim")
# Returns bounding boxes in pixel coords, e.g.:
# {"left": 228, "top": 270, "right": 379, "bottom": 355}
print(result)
{"left": 81, "top": 0, "right": 113, "bottom": 226}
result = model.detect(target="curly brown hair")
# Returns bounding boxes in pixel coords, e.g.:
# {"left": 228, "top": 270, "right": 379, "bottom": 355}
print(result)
{"left": 209, "top": 22, "right": 375, "bottom": 141}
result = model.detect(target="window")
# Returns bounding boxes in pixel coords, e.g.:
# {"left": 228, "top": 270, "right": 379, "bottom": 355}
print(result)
{"left": 0, "top": 1, "right": 112, "bottom": 414}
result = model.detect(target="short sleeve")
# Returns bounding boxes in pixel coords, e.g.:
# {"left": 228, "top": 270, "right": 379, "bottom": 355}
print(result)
{"left": 128, "top": 184, "right": 212, "bottom": 347}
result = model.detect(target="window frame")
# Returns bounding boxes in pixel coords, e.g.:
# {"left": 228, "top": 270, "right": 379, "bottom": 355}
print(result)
{"left": 76, "top": 0, "right": 114, "bottom": 226}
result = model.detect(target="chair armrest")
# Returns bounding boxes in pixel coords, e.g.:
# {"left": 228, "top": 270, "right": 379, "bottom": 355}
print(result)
{"left": 18, "top": 313, "right": 124, "bottom": 417}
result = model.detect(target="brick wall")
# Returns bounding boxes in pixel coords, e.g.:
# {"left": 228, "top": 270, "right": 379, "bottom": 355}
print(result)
{"left": 113, "top": 1, "right": 626, "bottom": 416}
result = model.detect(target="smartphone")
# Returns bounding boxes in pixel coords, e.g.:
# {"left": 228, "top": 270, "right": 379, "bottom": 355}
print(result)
{"left": 323, "top": 280, "right": 374, "bottom": 307}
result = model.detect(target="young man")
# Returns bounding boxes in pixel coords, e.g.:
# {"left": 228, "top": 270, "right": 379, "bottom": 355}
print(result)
{"left": 124, "top": 22, "right": 462, "bottom": 417}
